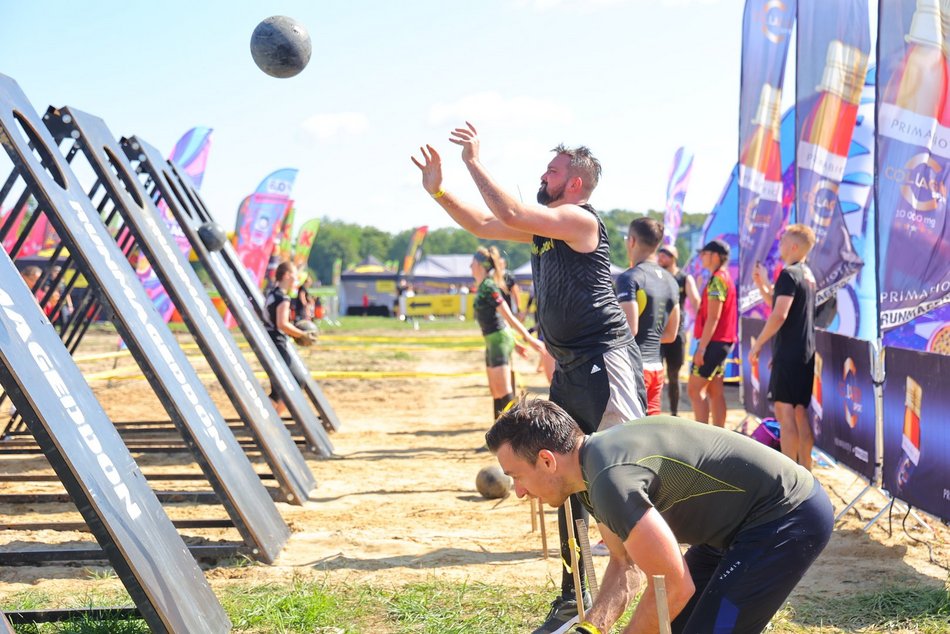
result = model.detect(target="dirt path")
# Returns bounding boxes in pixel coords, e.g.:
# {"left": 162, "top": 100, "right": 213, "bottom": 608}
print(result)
{"left": 0, "top": 327, "right": 947, "bottom": 622}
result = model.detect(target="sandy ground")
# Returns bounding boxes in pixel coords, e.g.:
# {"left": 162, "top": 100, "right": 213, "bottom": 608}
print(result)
{"left": 0, "top": 325, "right": 948, "bottom": 627}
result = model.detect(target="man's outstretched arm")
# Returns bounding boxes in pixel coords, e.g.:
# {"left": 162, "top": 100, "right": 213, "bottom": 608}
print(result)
{"left": 449, "top": 123, "right": 599, "bottom": 252}
{"left": 411, "top": 144, "right": 532, "bottom": 243}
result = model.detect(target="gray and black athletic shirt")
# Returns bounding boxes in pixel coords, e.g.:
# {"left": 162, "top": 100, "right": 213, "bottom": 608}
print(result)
{"left": 530, "top": 204, "right": 633, "bottom": 371}
{"left": 578, "top": 416, "right": 814, "bottom": 548}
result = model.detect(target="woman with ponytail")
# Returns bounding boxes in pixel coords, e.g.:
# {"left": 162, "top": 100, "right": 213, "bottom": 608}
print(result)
{"left": 471, "top": 246, "right": 545, "bottom": 424}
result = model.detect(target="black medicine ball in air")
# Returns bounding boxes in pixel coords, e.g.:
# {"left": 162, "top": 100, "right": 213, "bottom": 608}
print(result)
{"left": 250, "top": 16, "right": 312, "bottom": 78}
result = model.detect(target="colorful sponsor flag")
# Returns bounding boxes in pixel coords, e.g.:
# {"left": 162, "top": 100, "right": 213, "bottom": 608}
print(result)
{"left": 234, "top": 168, "right": 298, "bottom": 288}
{"left": 663, "top": 147, "right": 694, "bottom": 245}
{"left": 825, "top": 66, "right": 879, "bottom": 341}
{"left": 737, "top": 0, "right": 796, "bottom": 316}
{"left": 400, "top": 226, "right": 428, "bottom": 275}
{"left": 876, "top": 0, "right": 950, "bottom": 333}
{"left": 293, "top": 218, "right": 320, "bottom": 270}
{"left": 135, "top": 127, "right": 214, "bottom": 321}
{"left": 795, "top": 0, "right": 869, "bottom": 305}
{"left": 265, "top": 205, "right": 295, "bottom": 282}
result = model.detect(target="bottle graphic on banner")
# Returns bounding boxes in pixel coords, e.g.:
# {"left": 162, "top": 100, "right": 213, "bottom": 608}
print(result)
{"left": 798, "top": 40, "right": 867, "bottom": 239}
{"left": 738, "top": 84, "right": 783, "bottom": 313}
{"left": 811, "top": 351, "right": 823, "bottom": 442}
{"left": 878, "top": 0, "right": 949, "bottom": 327}
{"left": 895, "top": 376, "right": 923, "bottom": 493}
{"left": 797, "top": 40, "right": 868, "bottom": 303}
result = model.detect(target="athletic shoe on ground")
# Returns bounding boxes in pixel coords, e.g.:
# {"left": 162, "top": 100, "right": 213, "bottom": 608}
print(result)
{"left": 590, "top": 539, "right": 609, "bottom": 556}
{"left": 531, "top": 593, "right": 592, "bottom": 634}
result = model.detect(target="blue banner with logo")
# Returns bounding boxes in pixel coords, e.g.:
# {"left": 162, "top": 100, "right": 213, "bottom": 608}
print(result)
{"left": 740, "top": 317, "right": 774, "bottom": 419}
{"left": 810, "top": 330, "right": 876, "bottom": 480}
{"left": 825, "top": 67, "right": 879, "bottom": 341}
{"left": 737, "top": 0, "right": 796, "bottom": 316}
{"left": 877, "top": 0, "right": 950, "bottom": 333}
{"left": 796, "top": 0, "right": 869, "bottom": 305}
{"left": 882, "top": 346, "right": 950, "bottom": 522}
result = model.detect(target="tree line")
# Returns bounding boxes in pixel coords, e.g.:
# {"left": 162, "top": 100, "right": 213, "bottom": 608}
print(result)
{"left": 306, "top": 209, "right": 710, "bottom": 285}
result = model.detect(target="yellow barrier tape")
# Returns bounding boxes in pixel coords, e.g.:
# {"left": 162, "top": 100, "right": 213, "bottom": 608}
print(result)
{"left": 85, "top": 369, "right": 486, "bottom": 383}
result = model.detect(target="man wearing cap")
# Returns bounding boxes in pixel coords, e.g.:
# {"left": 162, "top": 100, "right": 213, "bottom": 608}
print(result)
{"left": 657, "top": 243, "right": 699, "bottom": 417}
{"left": 687, "top": 239, "right": 737, "bottom": 427}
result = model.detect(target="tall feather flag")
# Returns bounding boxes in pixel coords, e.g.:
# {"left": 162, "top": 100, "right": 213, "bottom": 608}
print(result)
{"left": 293, "top": 218, "right": 320, "bottom": 270}
{"left": 737, "top": 0, "right": 796, "bottom": 317}
{"left": 795, "top": 0, "right": 869, "bottom": 305}
{"left": 400, "top": 226, "right": 428, "bottom": 276}
{"left": 136, "top": 127, "right": 214, "bottom": 321}
{"left": 663, "top": 147, "right": 694, "bottom": 245}
{"left": 234, "top": 168, "right": 298, "bottom": 288}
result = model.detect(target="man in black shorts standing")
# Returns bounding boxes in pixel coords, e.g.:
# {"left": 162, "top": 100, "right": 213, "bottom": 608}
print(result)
{"left": 263, "top": 261, "right": 317, "bottom": 415}
{"left": 749, "top": 224, "right": 818, "bottom": 470}
{"left": 687, "top": 239, "right": 737, "bottom": 427}
{"left": 657, "top": 244, "right": 698, "bottom": 416}
{"left": 615, "top": 217, "right": 680, "bottom": 416}
{"left": 413, "top": 123, "right": 646, "bottom": 633}
{"left": 487, "top": 399, "right": 833, "bottom": 633}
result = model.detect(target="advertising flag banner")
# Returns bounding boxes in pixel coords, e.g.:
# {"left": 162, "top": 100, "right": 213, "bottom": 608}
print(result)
{"left": 663, "top": 147, "right": 694, "bottom": 245}
{"left": 293, "top": 218, "right": 320, "bottom": 270}
{"left": 824, "top": 67, "right": 879, "bottom": 341}
{"left": 877, "top": 0, "right": 950, "bottom": 332}
{"left": 882, "top": 346, "right": 950, "bottom": 522}
{"left": 234, "top": 168, "right": 298, "bottom": 287}
{"left": 737, "top": 0, "right": 796, "bottom": 315}
{"left": 796, "top": 0, "right": 869, "bottom": 304}
{"left": 136, "top": 127, "right": 213, "bottom": 321}
{"left": 400, "top": 226, "right": 428, "bottom": 276}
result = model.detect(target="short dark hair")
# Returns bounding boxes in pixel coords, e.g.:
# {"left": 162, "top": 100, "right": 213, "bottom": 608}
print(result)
{"left": 627, "top": 217, "right": 664, "bottom": 249}
{"left": 552, "top": 144, "right": 602, "bottom": 194}
{"left": 485, "top": 397, "right": 584, "bottom": 464}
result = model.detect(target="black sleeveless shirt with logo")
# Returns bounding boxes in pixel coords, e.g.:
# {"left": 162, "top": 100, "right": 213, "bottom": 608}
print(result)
{"left": 530, "top": 204, "right": 634, "bottom": 370}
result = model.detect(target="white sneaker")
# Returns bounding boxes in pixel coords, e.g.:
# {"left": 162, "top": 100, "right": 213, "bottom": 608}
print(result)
{"left": 590, "top": 539, "right": 609, "bottom": 556}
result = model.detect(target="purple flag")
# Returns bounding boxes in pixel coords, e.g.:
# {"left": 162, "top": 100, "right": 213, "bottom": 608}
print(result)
{"left": 796, "top": 0, "right": 869, "bottom": 305}
{"left": 136, "top": 127, "right": 214, "bottom": 321}
{"left": 663, "top": 147, "right": 694, "bottom": 245}
{"left": 876, "top": 0, "right": 950, "bottom": 336}
{"left": 737, "top": 0, "right": 796, "bottom": 316}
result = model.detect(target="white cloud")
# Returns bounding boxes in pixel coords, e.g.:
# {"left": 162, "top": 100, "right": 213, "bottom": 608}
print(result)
{"left": 301, "top": 112, "right": 369, "bottom": 139}
{"left": 428, "top": 92, "right": 573, "bottom": 127}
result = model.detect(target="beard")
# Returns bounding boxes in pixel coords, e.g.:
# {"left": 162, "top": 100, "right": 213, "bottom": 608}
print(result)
{"left": 536, "top": 181, "right": 564, "bottom": 206}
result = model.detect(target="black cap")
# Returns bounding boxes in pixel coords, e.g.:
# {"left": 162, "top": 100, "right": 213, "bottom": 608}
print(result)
{"left": 699, "top": 238, "right": 730, "bottom": 257}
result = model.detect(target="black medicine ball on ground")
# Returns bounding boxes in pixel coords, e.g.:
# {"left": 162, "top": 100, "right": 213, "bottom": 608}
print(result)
{"left": 476, "top": 464, "right": 512, "bottom": 499}
{"left": 197, "top": 222, "right": 227, "bottom": 252}
{"left": 294, "top": 319, "right": 318, "bottom": 346}
{"left": 250, "top": 16, "right": 312, "bottom": 78}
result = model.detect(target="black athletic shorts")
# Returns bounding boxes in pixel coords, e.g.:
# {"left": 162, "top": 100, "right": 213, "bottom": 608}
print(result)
{"left": 672, "top": 479, "right": 833, "bottom": 633}
{"left": 660, "top": 335, "right": 685, "bottom": 371}
{"left": 768, "top": 356, "right": 815, "bottom": 407}
{"left": 549, "top": 345, "right": 646, "bottom": 435}
{"left": 691, "top": 340, "right": 733, "bottom": 380}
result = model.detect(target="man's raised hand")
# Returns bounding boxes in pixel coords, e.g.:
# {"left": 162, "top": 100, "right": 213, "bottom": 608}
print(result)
{"left": 411, "top": 144, "right": 444, "bottom": 196}
{"left": 448, "top": 121, "right": 480, "bottom": 163}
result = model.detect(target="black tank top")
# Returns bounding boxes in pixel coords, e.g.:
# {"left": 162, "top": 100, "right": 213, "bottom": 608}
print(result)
{"left": 530, "top": 204, "right": 633, "bottom": 370}
{"left": 264, "top": 286, "right": 289, "bottom": 345}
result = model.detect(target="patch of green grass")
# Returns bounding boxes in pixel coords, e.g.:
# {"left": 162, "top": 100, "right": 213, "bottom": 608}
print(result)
{"left": 6, "top": 579, "right": 950, "bottom": 633}
{"left": 778, "top": 583, "right": 950, "bottom": 633}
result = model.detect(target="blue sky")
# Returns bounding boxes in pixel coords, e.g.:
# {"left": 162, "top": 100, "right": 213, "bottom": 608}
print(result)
{"left": 1, "top": 0, "right": 755, "bottom": 234}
